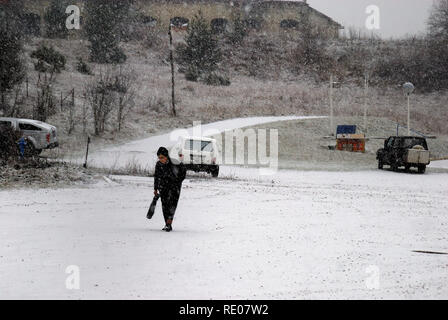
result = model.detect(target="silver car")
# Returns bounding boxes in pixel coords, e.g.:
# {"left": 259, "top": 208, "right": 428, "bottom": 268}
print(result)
{"left": 0, "top": 117, "right": 59, "bottom": 155}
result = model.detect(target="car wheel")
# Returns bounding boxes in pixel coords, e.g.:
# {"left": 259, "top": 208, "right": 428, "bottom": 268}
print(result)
{"left": 211, "top": 166, "right": 219, "bottom": 178}
{"left": 404, "top": 164, "right": 411, "bottom": 172}
{"left": 378, "top": 160, "right": 383, "bottom": 170}
{"left": 418, "top": 165, "right": 426, "bottom": 174}
{"left": 24, "top": 143, "right": 37, "bottom": 157}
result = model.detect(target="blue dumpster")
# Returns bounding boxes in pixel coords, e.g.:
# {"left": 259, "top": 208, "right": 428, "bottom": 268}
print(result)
{"left": 336, "top": 125, "right": 357, "bottom": 135}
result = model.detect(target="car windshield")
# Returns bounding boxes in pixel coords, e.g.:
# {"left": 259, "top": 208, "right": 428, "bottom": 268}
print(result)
{"left": 184, "top": 139, "right": 213, "bottom": 152}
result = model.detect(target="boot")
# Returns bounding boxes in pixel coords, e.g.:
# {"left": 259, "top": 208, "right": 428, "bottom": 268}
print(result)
{"left": 165, "top": 219, "right": 173, "bottom": 232}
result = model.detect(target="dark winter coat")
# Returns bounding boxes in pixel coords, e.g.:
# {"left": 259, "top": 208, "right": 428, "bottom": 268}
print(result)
{"left": 154, "top": 159, "right": 186, "bottom": 222}
{"left": 154, "top": 160, "right": 186, "bottom": 194}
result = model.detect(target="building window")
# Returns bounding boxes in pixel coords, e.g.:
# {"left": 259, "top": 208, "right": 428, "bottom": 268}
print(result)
{"left": 211, "top": 18, "right": 228, "bottom": 34}
{"left": 170, "top": 17, "right": 189, "bottom": 30}
{"left": 243, "top": 18, "right": 262, "bottom": 31}
{"left": 280, "top": 19, "right": 300, "bottom": 29}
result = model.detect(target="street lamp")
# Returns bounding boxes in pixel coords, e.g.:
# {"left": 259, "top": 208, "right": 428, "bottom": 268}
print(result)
{"left": 403, "top": 82, "right": 415, "bottom": 136}
{"left": 329, "top": 74, "right": 339, "bottom": 136}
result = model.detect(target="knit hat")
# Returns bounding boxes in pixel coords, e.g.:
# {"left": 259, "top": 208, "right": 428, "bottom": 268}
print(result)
{"left": 157, "top": 147, "right": 169, "bottom": 158}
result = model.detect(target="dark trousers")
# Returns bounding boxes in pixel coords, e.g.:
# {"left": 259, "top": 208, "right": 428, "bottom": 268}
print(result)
{"left": 161, "top": 187, "right": 181, "bottom": 224}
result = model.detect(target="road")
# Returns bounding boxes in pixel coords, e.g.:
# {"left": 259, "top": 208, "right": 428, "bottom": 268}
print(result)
{"left": 72, "top": 116, "right": 324, "bottom": 170}
{"left": 1, "top": 168, "right": 447, "bottom": 299}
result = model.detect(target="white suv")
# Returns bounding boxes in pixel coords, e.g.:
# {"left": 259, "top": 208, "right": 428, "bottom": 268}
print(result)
{"left": 0, "top": 118, "right": 59, "bottom": 155}
{"left": 171, "top": 136, "right": 220, "bottom": 177}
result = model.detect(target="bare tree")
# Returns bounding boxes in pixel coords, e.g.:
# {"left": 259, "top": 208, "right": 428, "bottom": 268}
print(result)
{"left": 428, "top": 0, "right": 448, "bottom": 41}
{"left": 34, "top": 72, "right": 56, "bottom": 122}
{"left": 427, "top": 0, "right": 448, "bottom": 90}
{"left": 81, "top": 94, "right": 88, "bottom": 134}
{"left": 67, "top": 89, "right": 75, "bottom": 135}
{"left": 84, "top": 66, "right": 137, "bottom": 136}
{"left": 112, "top": 67, "right": 136, "bottom": 132}
{"left": 3, "top": 84, "right": 26, "bottom": 118}
{"left": 84, "top": 70, "right": 115, "bottom": 136}
{"left": 0, "top": 126, "right": 21, "bottom": 162}
{"left": 0, "top": 1, "right": 26, "bottom": 114}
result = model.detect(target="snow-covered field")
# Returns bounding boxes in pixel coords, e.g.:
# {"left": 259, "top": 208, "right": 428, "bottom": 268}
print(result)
{"left": 73, "top": 116, "right": 324, "bottom": 170}
{"left": 430, "top": 160, "right": 448, "bottom": 169}
{"left": 1, "top": 168, "right": 447, "bottom": 299}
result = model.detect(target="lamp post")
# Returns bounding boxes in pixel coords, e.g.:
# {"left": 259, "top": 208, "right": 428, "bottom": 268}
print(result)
{"left": 329, "top": 74, "right": 339, "bottom": 136}
{"left": 403, "top": 82, "right": 415, "bottom": 136}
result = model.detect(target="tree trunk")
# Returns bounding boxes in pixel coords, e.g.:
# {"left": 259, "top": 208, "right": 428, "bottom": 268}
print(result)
{"left": 0, "top": 92, "right": 5, "bottom": 113}
{"left": 118, "top": 96, "right": 123, "bottom": 132}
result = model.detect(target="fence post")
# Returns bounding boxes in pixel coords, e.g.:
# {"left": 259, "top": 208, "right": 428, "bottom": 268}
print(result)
{"left": 83, "top": 136, "right": 91, "bottom": 168}
{"left": 68, "top": 88, "right": 75, "bottom": 135}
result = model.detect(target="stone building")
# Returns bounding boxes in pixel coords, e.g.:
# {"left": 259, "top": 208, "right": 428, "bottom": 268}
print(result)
{"left": 22, "top": 0, "right": 343, "bottom": 38}
{"left": 140, "top": 0, "right": 343, "bottom": 37}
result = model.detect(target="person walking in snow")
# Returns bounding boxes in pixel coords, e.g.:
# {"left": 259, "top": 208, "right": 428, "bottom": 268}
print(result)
{"left": 18, "top": 137, "right": 27, "bottom": 160}
{"left": 154, "top": 147, "right": 186, "bottom": 232}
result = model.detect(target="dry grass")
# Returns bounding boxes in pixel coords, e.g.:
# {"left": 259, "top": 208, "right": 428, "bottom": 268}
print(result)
{"left": 87, "top": 158, "right": 156, "bottom": 177}
{"left": 0, "top": 159, "right": 96, "bottom": 189}
{"left": 4, "top": 35, "right": 446, "bottom": 163}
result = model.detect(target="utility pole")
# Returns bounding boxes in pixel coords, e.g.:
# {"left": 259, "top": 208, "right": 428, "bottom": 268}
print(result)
{"left": 363, "top": 74, "right": 369, "bottom": 134}
{"left": 407, "top": 94, "right": 411, "bottom": 136}
{"left": 403, "top": 82, "right": 415, "bottom": 136}
{"left": 169, "top": 23, "right": 177, "bottom": 117}
{"left": 329, "top": 74, "right": 334, "bottom": 136}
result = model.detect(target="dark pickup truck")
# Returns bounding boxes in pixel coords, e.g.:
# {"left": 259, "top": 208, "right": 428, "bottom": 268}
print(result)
{"left": 377, "top": 136, "right": 430, "bottom": 174}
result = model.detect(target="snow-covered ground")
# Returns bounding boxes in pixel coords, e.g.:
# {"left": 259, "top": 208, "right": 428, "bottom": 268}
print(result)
{"left": 430, "top": 160, "right": 448, "bottom": 169}
{"left": 1, "top": 168, "right": 447, "bottom": 299}
{"left": 72, "top": 116, "right": 324, "bottom": 170}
